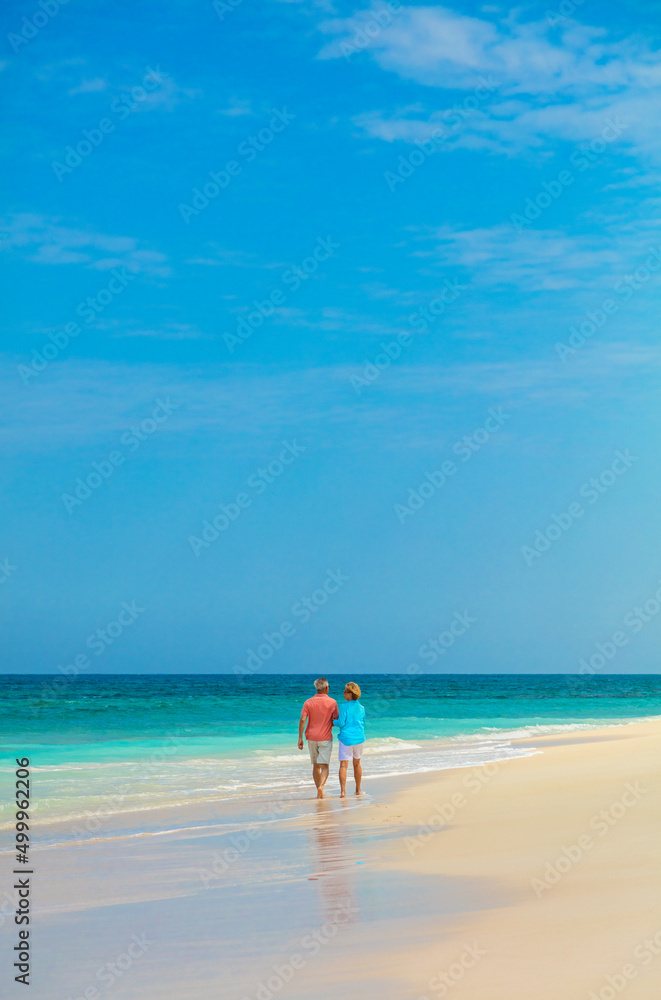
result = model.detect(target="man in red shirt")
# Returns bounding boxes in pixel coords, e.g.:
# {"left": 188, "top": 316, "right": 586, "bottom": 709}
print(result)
{"left": 298, "top": 677, "right": 339, "bottom": 798}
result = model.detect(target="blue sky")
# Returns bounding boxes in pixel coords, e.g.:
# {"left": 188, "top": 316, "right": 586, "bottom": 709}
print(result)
{"left": 2, "top": 0, "right": 661, "bottom": 675}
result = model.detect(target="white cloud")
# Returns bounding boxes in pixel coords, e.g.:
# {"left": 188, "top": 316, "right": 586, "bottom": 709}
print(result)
{"left": 265, "top": 304, "right": 401, "bottom": 334}
{"left": 40, "top": 62, "right": 196, "bottom": 112}
{"left": 185, "top": 245, "right": 257, "bottom": 268}
{"left": 67, "top": 77, "right": 108, "bottom": 96}
{"left": 388, "top": 343, "right": 661, "bottom": 405}
{"left": 2, "top": 347, "right": 661, "bottom": 452}
{"left": 418, "top": 224, "right": 623, "bottom": 290}
{"left": 0, "top": 214, "right": 170, "bottom": 276}
{"left": 320, "top": 7, "right": 646, "bottom": 93}
{"left": 112, "top": 324, "right": 210, "bottom": 341}
{"left": 122, "top": 69, "right": 200, "bottom": 112}
{"left": 218, "top": 98, "right": 253, "bottom": 117}
{"left": 320, "top": 6, "right": 661, "bottom": 161}
{"left": 185, "top": 245, "right": 292, "bottom": 271}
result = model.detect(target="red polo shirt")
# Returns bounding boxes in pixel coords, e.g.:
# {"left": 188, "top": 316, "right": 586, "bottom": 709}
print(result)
{"left": 301, "top": 693, "right": 339, "bottom": 741}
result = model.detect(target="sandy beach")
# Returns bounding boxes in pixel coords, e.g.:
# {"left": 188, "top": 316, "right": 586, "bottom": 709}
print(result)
{"left": 338, "top": 719, "right": 661, "bottom": 999}
{"left": 17, "top": 718, "right": 661, "bottom": 1000}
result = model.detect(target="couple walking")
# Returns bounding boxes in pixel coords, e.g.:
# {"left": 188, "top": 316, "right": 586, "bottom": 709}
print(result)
{"left": 297, "top": 677, "right": 365, "bottom": 799}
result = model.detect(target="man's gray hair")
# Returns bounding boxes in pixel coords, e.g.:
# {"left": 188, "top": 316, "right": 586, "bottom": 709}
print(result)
{"left": 314, "top": 677, "right": 329, "bottom": 692}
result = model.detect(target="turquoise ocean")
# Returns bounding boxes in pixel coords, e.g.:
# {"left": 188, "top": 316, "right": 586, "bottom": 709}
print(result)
{"left": 2, "top": 674, "right": 660, "bottom": 844}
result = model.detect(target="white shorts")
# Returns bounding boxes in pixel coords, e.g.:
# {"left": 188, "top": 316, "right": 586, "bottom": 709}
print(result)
{"left": 338, "top": 740, "right": 364, "bottom": 762}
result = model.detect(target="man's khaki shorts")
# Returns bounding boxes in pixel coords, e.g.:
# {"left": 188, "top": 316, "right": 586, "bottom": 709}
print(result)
{"left": 308, "top": 739, "right": 332, "bottom": 765}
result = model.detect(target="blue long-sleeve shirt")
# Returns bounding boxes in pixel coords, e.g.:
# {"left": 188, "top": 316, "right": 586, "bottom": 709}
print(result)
{"left": 333, "top": 701, "right": 365, "bottom": 745}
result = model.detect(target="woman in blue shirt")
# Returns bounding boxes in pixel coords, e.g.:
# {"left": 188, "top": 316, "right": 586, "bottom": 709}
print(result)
{"left": 333, "top": 682, "right": 366, "bottom": 797}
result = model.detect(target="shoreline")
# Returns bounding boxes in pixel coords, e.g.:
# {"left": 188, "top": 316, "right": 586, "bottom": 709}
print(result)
{"left": 18, "top": 717, "right": 661, "bottom": 999}
{"left": 3, "top": 711, "right": 659, "bottom": 839}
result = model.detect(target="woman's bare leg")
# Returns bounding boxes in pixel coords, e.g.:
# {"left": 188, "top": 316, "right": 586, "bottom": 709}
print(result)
{"left": 339, "top": 760, "right": 348, "bottom": 797}
{"left": 353, "top": 758, "right": 362, "bottom": 795}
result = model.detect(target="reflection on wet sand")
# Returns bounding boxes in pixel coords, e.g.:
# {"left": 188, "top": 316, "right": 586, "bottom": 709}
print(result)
{"left": 307, "top": 800, "right": 360, "bottom": 924}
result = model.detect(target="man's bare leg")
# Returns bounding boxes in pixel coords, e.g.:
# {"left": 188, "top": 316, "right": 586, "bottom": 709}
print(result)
{"left": 353, "top": 758, "right": 362, "bottom": 795}
{"left": 339, "top": 760, "right": 348, "bottom": 797}
{"left": 313, "top": 764, "right": 329, "bottom": 794}
{"left": 315, "top": 763, "right": 329, "bottom": 798}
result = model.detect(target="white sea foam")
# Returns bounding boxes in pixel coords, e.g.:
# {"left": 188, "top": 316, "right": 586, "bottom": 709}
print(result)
{"left": 2, "top": 714, "right": 658, "bottom": 836}
{"left": 363, "top": 737, "right": 422, "bottom": 753}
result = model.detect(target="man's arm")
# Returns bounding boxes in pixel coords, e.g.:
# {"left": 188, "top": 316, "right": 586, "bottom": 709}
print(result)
{"left": 298, "top": 716, "right": 306, "bottom": 750}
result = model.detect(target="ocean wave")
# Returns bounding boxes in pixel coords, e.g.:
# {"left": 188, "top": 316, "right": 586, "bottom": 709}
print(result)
{"left": 2, "top": 715, "right": 658, "bottom": 831}
{"left": 256, "top": 753, "right": 306, "bottom": 763}
{"left": 363, "top": 737, "right": 422, "bottom": 753}
{"left": 0, "top": 740, "right": 537, "bottom": 831}
{"left": 474, "top": 716, "right": 661, "bottom": 741}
